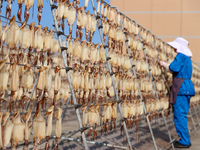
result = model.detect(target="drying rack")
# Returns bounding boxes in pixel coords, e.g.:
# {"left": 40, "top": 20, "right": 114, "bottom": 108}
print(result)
{"left": 0, "top": 0, "right": 199, "bottom": 150}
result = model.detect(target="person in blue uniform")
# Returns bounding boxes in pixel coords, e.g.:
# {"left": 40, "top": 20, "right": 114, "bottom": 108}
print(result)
{"left": 160, "top": 37, "right": 195, "bottom": 148}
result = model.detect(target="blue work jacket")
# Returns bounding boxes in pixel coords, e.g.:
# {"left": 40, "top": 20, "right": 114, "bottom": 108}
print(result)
{"left": 169, "top": 53, "right": 195, "bottom": 96}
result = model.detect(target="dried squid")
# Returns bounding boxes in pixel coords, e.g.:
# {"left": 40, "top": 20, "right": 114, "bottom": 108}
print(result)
{"left": 37, "top": 0, "right": 43, "bottom": 24}
{"left": 45, "top": 106, "right": 54, "bottom": 150}
{"left": 11, "top": 110, "right": 25, "bottom": 149}
{"left": 2, "top": 112, "right": 13, "bottom": 149}
{"left": 23, "top": 110, "right": 33, "bottom": 150}
{"left": 54, "top": 108, "right": 62, "bottom": 150}
{"left": 33, "top": 109, "right": 45, "bottom": 149}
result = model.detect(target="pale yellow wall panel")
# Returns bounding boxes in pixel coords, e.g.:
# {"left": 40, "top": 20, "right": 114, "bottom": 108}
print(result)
{"left": 187, "top": 39, "right": 200, "bottom": 62}
{"left": 110, "top": 0, "right": 124, "bottom": 12}
{"left": 182, "top": 0, "right": 200, "bottom": 11}
{"left": 151, "top": 14, "right": 181, "bottom": 36}
{"left": 111, "top": 0, "right": 153, "bottom": 12}
{"left": 124, "top": 14, "right": 152, "bottom": 30}
{"left": 123, "top": 0, "right": 153, "bottom": 12}
{"left": 152, "top": 0, "right": 181, "bottom": 11}
{"left": 181, "top": 13, "right": 200, "bottom": 36}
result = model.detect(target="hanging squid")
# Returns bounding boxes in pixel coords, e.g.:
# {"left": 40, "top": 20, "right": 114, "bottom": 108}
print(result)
{"left": 111, "top": 102, "right": 117, "bottom": 131}
{"left": 23, "top": 110, "right": 33, "bottom": 150}
{"left": 37, "top": 0, "right": 43, "bottom": 24}
{"left": 0, "top": 61, "right": 9, "bottom": 109}
{"left": 87, "top": 104, "right": 99, "bottom": 140}
{"left": 45, "top": 105, "right": 54, "bottom": 150}
{"left": 54, "top": 108, "right": 62, "bottom": 150}
{"left": 96, "top": 0, "right": 101, "bottom": 16}
{"left": 84, "top": 0, "right": 89, "bottom": 10}
{"left": 53, "top": 66, "right": 61, "bottom": 107}
{"left": 36, "top": 66, "right": 47, "bottom": 110}
{"left": 6, "top": 0, "right": 13, "bottom": 19}
{"left": 10, "top": 63, "right": 19, "bottom": 113}
{"left": 76, "top": 7, "right": 82, "bottom": 38}
{"left": 17, "top": 0, "right": 23, "bottom": 22}
{"left": 56, "top": 0, "right": 65, "bottom": 29}
{"left": 19, "top": 21, "right": 31, "bottom": 63}
{"left": 89, "top": 14, "right": 97, "bottom": 42}
{"left": 28, "top": 22, "right": 35, "bottom": 64}
{"left": 24, "top": 0, "right": 34, "bottom": 22}
{"left": 80, "top": 7, "right": 87, "bottom": 40}
{"left": 20, "top": 65, "right": 33, "bottom": 110}
{"left": 2, "top": 112, "right": 13, "bottom": 149}
{"left": 11, "top": 110, "right": 25, "bottom": 149}
{"left": 67, "top": 3, "right": 76, "bottom": 37}
{"left": 33, "top": 109, "right": 46, "bottom": 150}
{"left": 6, "top": 16, "right": 19, "bottom": 62}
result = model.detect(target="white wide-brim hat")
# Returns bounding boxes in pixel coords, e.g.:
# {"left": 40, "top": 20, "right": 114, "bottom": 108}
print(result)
{"left": 167, "top": 37, "right": 192, "bottom": 57}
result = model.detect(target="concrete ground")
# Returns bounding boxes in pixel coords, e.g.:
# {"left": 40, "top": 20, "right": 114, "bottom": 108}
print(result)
{"left": 184, "top": 127, "right": 200, "bottom": 150}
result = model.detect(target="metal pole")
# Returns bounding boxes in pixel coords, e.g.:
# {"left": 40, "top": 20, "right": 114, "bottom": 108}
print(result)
{"left": 61, "top": 96, "right": 71, "bottom": 121}
{"left": 90, "top": 0, "right": 133, "bottom": 149}
{"left": 189, "top": 109, "right": 196, "bottom": 130}
{"left": 48, "top": 1, "right": 89, "bottom": 150}
{"left": 59, "top": 136, "right": 129, "bottom": 150}
{"left": 196, "top": 103, "right": 200, "bottom": 117}
{"left": 192, "top": 104, "right": 200, "bottom": 126}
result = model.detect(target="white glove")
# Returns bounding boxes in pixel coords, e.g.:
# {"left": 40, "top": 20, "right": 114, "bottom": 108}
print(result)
{"left": 159, "top": 61, "right": 166, "bottom": 67}
{"left": 159, "top": 61, "right": 170, "bottom": 71}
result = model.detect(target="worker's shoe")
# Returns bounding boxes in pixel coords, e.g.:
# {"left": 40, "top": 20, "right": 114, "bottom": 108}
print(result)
{"left": 174, "top": 141, "right": 191, "bottom": 148}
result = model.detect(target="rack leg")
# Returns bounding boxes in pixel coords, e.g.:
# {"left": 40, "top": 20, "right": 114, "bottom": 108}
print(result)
{"left": 62, "top": 97, "right": 71, "bottom": 121}
{"left": 161, "top": 110, "right": 175, "bottom": 150}
{"left": 189, "top": 109, "right": 196, "bottom": 130}
{"left": 192, "top": 104, "right": 200, "bottom": 126}
{"left": 145, "top": 112, "right": 158, "bottom": 150}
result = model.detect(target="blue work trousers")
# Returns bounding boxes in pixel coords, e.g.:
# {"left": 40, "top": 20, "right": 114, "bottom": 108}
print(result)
{"left": 174, "top": 95, "right": 191, "bottom": 145}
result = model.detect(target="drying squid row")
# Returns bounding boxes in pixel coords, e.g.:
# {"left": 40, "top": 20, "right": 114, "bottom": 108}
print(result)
{"left": 96, "top": 1, "right": 172, "bottom": 141}
{"left": 55, "top": 1, "right": 97, "bottom": 41}
{"left": 140, "top": 29, "right": 154, "bottom": 46}
{"left": 0, "top": 16, "right": 61, "bottom": 67}
{"left": 82, "top": 102, "right": 117, "bottom": 140}
{"left": 0, "top": 59, "right": 70, "bottom": 112}
{"left": 0, "top": 108, "right": 62, "bottom": 150}
{"left": 4, "top": 0, "right": 42, "bottom": 24}
{"left": 66, "top": 38, "right": 106, "bottom": 66}
{"left": 82, "top": 99, "right": 146, "bottom": 140}
{"left": 0, "top": 16, "right": 59, "bottom": 52}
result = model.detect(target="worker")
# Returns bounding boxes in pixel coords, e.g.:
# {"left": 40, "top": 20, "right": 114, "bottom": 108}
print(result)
{"left": 159, "top": 37, "right": 195, "bottom": 148}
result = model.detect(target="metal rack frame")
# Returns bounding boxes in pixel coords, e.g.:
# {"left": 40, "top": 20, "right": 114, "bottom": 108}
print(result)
{"left": 90, "top": 0, "right": 133, "bottom": 149}
{"left": 119, "top": 19, "right": 159, "bottom": 150}
{"left": 48, "top": 0, "right": 89, "bottom": 149}
{"left": 100, "top": 5, "right": 161, "bottom": 149}
{"left": 0, "top": 0, "right": 199, "bottom": 149}
{"left": 139, "top": 30, "right": 175, "bottom": 150}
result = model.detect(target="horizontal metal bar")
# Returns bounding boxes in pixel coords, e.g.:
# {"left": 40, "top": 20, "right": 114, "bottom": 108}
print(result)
{"left": 4, "top": 62, "right": 72, "bottom": 70}
{"left": 158, "top": 35, "right": 200, "bottom": 39}
{"left": 122, "top": 11, "right": 200, "bottom": 14}
{"left": 60, "top": 136, "right": 129, "bottom": 150}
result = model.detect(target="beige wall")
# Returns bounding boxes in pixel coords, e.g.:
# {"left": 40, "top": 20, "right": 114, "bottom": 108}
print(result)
{"left": 111, "top": 0, "right": 200, "bottom": 62}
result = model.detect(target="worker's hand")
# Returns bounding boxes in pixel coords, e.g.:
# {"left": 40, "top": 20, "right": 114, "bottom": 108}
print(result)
{"left": 159, "top": 61, "right": 166, "bottom": 67}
